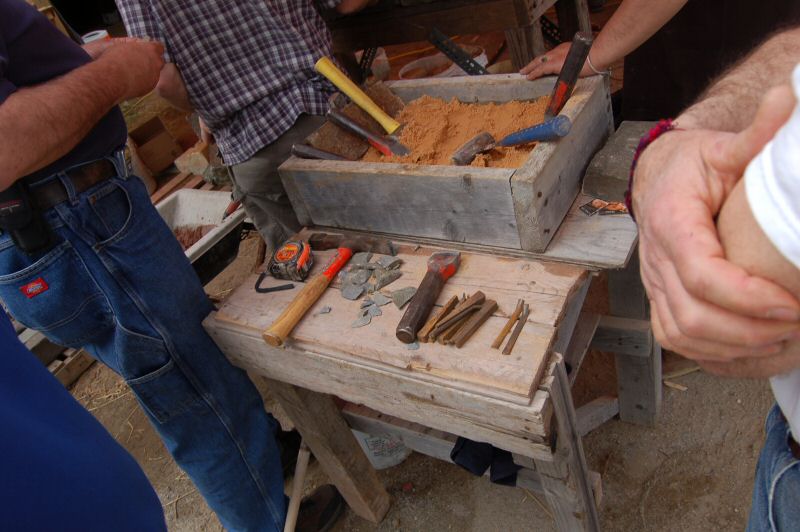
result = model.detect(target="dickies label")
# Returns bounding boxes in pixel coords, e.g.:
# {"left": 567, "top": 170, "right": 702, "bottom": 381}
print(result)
{"left": 20, "top": 278, "right": 49, "bottom": 298}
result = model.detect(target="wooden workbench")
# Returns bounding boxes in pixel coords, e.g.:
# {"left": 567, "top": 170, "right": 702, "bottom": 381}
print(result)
{"left": 204, "top": 188, "right": 659, "bottom": 530}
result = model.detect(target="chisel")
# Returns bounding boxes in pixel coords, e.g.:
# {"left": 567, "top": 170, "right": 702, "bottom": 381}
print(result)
{"left": 544, "top": 32, "right": 594, "bottom": 120}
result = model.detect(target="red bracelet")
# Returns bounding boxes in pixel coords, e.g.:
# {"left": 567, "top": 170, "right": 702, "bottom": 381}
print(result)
{"left": 625, "top": 119, "right": 680, "bottom": 221}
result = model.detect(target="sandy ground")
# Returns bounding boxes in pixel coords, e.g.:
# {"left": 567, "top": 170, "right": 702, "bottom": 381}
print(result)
{"left": 71, "top": 234, "right": 774, "bottom": 531}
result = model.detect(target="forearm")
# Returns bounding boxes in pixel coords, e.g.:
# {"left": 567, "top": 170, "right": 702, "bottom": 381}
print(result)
{"left": 155, "top": 63, "right": 192, "bottom": 112}
{"left": 678, "top": 26, "right": 800, "bottom": 131}
{"left": 590, "top": 0, "right": 687, "bottom": 69}
{"left": 0, "top": 58, "right": 128, "bottom": 189}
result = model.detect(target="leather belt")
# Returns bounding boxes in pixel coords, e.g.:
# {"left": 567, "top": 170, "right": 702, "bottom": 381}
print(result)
{"left": 30, "top": 159, "right": 116, "bottom": 211}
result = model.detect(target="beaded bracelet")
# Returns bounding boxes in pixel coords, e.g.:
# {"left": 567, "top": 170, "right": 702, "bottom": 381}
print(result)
{"left": 625, "top": 119, "right": 679, "bottom": 221}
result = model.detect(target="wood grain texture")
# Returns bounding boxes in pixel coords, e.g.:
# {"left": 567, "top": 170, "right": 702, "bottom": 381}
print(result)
{"left": 266, "top": 380, "right": 390, "bottom": 523}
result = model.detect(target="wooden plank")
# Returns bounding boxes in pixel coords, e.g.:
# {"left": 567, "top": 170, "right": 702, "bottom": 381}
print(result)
{"left": 563, "top": 311, "right": 601, "bottom": 384}
{"left": 150, "top": 172, "right": 191, "bottom": 205}
{"left": 388, "top": 73, "right": 554, "bottom": 105}
{"left": 590, "top": 315, "right": 652, "bottom": 357}
{"left": 342, "top": 403, "right": 545, "bottom": 494}
{"left": 608, "top": 250, "right": 648, "bottom": 319}
{"left": 505, "top": 20, "right": 546, "bottom": 70}
{"left": 205, "top": 313, "right": 555, "bottom": 458}
{"left": 583, "top": 121, "right": 655, "bottom": 202}
{"left": 313, "top": 192, "right": 638, "bottom": 270}
{"left": 511, "top": 76, "right": 613, "bottom": 251}
{"left": 200, "top": 182, "right": 215, "bottom": 191}
{"left": 575, "top": 395, "right": 619, "bottom": 436}
{"left": 183, "top": 175, "right": 205, "bottom": 190}
{"left": 19, "top": 328, "right": 65, "bottom": 366}
{"left": 266, "top": 380, "right": 390, "bottom": 523}
{"left": 52, "top": 349, "right": 95, "bottom": 387}
{"left": 551, "top": 276, "right": 591, "bottom": 355}
{"left": 280, "top": 162, "right": 521, "bottom": 249}
{"left": 215, "top": 243, "right": 586, "bottom": 401}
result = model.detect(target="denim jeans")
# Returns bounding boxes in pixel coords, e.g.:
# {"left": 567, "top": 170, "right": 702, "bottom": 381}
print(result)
{"left": 747, "top": 404, "right": 800, "bottom": 532}
{"left": 0, "top": 159, "right": 286, "bottom": 531}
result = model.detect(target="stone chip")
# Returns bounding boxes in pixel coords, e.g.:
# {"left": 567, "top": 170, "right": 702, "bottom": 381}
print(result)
{"left": 391, "top": 287, "right": 417, "bottom": 309}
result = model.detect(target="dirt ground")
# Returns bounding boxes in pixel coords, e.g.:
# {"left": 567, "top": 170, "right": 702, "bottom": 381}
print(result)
{"left": 69, "top": 234, "right": 775, "bottom": 531}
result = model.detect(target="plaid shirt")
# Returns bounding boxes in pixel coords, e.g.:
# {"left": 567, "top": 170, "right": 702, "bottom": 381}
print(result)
{"left": 116, "top": 0, "right": 339, "bottom": 165}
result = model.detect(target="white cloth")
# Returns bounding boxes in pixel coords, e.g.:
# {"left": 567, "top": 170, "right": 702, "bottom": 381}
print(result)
{"left": 745, "top": 64, "right": 800, "bottom": 439}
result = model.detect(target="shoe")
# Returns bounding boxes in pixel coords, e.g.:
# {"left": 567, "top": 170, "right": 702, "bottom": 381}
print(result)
{"left": 295, "top": 484, "right": 344, "bottom": 532}
{"left": 277, "top": 429, "right": 302, "bottom": 478}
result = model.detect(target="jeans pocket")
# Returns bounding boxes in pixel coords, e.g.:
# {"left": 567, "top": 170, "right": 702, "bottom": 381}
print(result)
{"left": 86, "top": 179, "right": 133, "bottom": 245}
{"left": 122, "top": 330, "right": 206, "bottom": 424}
{"left": 0, "top": 239, "right": 113, "bottom": 347}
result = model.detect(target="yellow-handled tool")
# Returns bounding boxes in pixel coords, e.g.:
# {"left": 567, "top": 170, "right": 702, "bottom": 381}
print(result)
{"left": 315, "top": 56, "right": 400, "bottom": 135}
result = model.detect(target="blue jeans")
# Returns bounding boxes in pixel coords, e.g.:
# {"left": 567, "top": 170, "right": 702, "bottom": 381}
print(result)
{"left": 747, "top": 404, "right": 800, "bottom": 532}
{"left": 0, "top": 160, "right": 286, "bottom": 531}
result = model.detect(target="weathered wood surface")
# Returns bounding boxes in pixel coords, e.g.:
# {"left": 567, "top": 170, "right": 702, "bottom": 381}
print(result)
{"left": 575, "top": 395, "right": 619, "bottom": 436}
{"left": 266, "top": 380, "right": 390, "bottom": 523}
{"left": 583, "top": 121, "right": 655, "bottom": 201}
{"left": 563, "top": 310, "right": 601, "bottom": 384}
{"left": 280, "top": 74, "right": 613, "bottom": 253}
{"left": 206, "top": 314, "right": 554, "bottom": 458}
{"left": 511, "top": 76, "right": 613, "bottom": 251}
{"left": 215, "top": 240, "right": 586, "bottom": 402}
{"left": 591, "top": 315, "right": 652, "bottom": 357}
{"left": 19, "top": 328, "right": 65, "bottom": 366}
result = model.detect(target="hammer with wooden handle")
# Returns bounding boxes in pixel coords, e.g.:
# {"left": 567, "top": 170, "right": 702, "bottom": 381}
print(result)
{"left": 262, "top": 234, "right": 396, "bottom": 347}
{"left": 396, "top": 252, "right": 461, "bottom": 343}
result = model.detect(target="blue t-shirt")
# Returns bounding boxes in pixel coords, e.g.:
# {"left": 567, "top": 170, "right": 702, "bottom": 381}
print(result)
{"left": 0, "top": 312, "right": 166, "bottom": 531}
{"left": 0, "top": 0, "right": 128, "bottom": 182}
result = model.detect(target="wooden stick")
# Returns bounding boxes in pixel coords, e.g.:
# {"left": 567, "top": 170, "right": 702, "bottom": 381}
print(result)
{"left": 502, "top": 304, "right": 530, "bottom": 355}
{"left": 491, "top": 299, "right": 524, "bottom": 349}
{"left": 439, "top": 312, "right": 474, "bottom": 344}
{"left": 418, "top": 295, "right": 459, "bottom": 343}
{"left": 454, "top": 299, "right": 498, "bottom": 348}
{"left": 284, "top": 441, "right": 311, "bottom": 532}
{"left": 430, "top": 292, "right": 485, "bottom": 338}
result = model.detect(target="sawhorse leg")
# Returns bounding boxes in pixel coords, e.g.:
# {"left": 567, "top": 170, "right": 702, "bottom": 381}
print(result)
{"left": 265, "top": 378, "right": 391, "bottom": 523}
{"left": 606, "top": 251, "right": 662, "bottom": 426}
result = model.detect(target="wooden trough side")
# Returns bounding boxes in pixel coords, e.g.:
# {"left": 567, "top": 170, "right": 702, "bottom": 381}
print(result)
{"left": 279, "top": 74, "right": 612, "bottom": 252}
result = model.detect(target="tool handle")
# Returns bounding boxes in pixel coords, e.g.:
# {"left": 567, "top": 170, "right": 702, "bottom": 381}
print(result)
{"left": 315, "top": 57, "right": 401, "bottom": 134}
{"left": 327, "top": 110, "right": 392, "bottom": 156}
{"left": 291, "top": 144, "right": 348, "bottom": 161}
{"left": 545, "top": 32, "right": 593, "bottom": 119}
{"left": 498, "top": 115, "right": 572, "bottom": 146}
{"left": 263, "top": 248, "right": 353, "bottom": 346}
{"left": 396, "top": 269, "right": 445, "bottom": 343}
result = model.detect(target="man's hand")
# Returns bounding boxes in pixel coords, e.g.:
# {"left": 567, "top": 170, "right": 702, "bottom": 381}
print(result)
{"left": 519, "top": 42, "right": 594, "bottom": 81}
{"left": 97, "top": 39, "right": 165, "bottom": 102}
{"left": 634, "top": 98, "right": 800, "bottom": 361}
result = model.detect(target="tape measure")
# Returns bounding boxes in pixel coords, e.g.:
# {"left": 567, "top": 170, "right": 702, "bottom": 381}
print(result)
{"left": 268, "top": 240, "right": 313, "bottom": 282}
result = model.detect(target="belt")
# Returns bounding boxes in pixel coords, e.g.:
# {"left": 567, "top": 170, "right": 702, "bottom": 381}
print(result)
{"left": 30, "top": 159, "right": 116, "bottom": 211}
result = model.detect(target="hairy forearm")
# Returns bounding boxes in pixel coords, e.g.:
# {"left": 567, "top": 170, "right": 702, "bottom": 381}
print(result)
{"left": 679, "top": 27, "right": 800, "bottom": 131}
{"left": 0, "top": 58, "right": 128, "bottom": 189}
{"left": 591, "top": 0, "right": 687, "bottom": 69}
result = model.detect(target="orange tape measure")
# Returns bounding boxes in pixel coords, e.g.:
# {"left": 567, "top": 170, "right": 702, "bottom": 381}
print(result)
{"left": 267, "top": 240, "right": 313, "bottom": 282}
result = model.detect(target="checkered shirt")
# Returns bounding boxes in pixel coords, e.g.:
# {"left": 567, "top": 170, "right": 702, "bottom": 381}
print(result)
{"left": 116, "top": 0, "right": 340, "bottom": 165}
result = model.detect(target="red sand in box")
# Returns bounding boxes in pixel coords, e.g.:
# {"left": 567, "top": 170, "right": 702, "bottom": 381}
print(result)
{"left": 173, "top": 224, "right": 215, "bottom": 251}
{"left": 361, "top": 95, "right": 550, "bottom": 168}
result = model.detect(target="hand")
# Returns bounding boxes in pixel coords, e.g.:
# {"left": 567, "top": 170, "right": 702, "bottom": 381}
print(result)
{"left": 698, "top": 342, "right": 800, "bottom": 378}
{"left": 519, "top": 42, "right": 594, "bottom": 80}
{"left": 82, "top": 37, "right": 141, "bottom": 60}
{"left": 98, "top": 39, "right": 165, "bottom": 101}
{"left": 634, "top": 92, "right": 800, "bottom": 362}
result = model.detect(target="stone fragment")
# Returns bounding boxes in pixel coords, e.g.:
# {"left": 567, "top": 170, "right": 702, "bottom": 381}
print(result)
{"left": 372, "top": 269, "right": 402, "bottom": 292}
{"left": 350, "top": 252, "right": 373, "bottom": 266}
{"left": 376, "top": 256, "right": 402, "bottom": 270}
{"left": 405, "top": 341, "right": 420, "bottom": 350}
{"left": 341, "top": 283, "right": 366, "bottom": 300}
{"left": 351, "top": 314, "right": 372, "bottom": 328}
{"left": 367, "top": 305, "right": 382, "bottom": 317}
{"left": 315, "top": 306, "right": 332, "bottom": 315}
{"left": 391, "top": 287, "right": 417, "bottom": 309}
{"left": 371, "top": 293, "right": 392, "bottom": 306}
{"left": 360, "top": 298, "right": 374, "bottom": 309}
{"left": 348, "top": 269, "right": 372, "bottom": 285}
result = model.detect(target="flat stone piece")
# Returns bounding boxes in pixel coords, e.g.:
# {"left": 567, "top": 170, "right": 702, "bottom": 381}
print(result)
{"left": 405, "top": 341, "right": 420, "bottom": 350}
{"left": 341, "top": 283, "right": 366, "bottom": 300}
{"left": 391, "top": 287, "right": 417, "bottom": 309}
{"left": 367, "top": 305, "right": 383, "bottom": 317}
{"left": 360, "top": 298, "right": 374, "bottom": 309}
{"left": 315, "top": 306, "right": 332, "bottom": 315}
{"left": 350, "top": 252, "right": 373, "bottom": 266}
{"left": 348, "top": 269, "right": 372, "bottom": 285}
{"left": 372, "top": 269, "right": 402, "bottom": 292}
{"left": 371, "top": 293, "right": 392, "bottom": 306}
{"left": 376, "top": 256, "right": 402, "bottom": 270}
{"left": 351, "top": 314, "right": 372, "bottom": 328}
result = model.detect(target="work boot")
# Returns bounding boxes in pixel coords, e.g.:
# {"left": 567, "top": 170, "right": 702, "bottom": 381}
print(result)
{"left": 296, "top": 484, "right": 345, "bottom": 532}
{"left": 277, "top": 429, "right": 302, "bottom": 478}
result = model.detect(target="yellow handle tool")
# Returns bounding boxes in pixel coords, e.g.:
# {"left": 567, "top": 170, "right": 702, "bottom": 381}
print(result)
{"left": 315, "top": 56, "right": 401, "bottom": 135}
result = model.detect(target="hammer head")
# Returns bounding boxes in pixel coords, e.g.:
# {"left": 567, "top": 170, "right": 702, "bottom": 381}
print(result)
{"left": 309, "top": 232, "right": 397, "bottom": 256}
{"left": 451, "top": 132, "right": 496, "bottom": 166}
{"left": 427, "top": 252, "right": 460, "bottom": 280}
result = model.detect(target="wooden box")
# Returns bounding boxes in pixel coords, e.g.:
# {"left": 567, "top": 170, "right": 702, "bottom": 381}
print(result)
{"left": 128, "top": 116, "right": 183, "bottom": 174}
{"left": 279, "top": 74, "right": 612, "bottom": 252}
